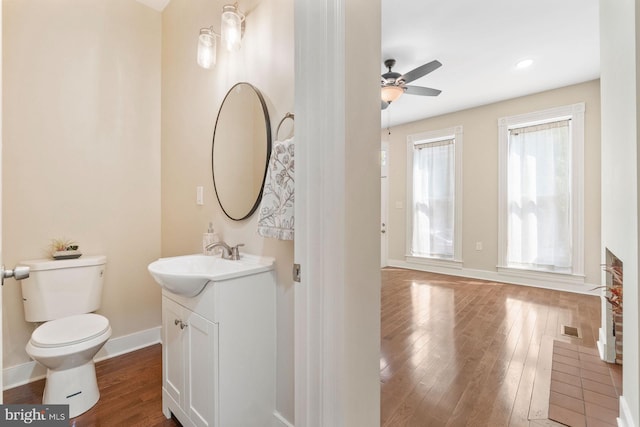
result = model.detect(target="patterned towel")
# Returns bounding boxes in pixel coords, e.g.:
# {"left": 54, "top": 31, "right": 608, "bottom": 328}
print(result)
{"left": 257, "top": 138, "right": 294, "bottom": 240}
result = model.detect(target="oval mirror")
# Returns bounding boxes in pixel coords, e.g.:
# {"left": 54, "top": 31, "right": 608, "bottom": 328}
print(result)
{"left": 212, "top": 83, "right": 271, "bottom": 221}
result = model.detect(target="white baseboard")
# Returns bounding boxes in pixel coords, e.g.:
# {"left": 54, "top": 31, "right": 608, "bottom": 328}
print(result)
{"left": 598, "top": 327, "right": 617, "bottom": 363}
{"left": 387, "top": 259, "right": 599, "bottom": 295}
{"left": 598, "top": 327, "right": 607, "bottom": 360}
{"left": 3, "top": 359, "right": 47, "bottom": 391}
{"left": 95, "top": 325, "right": 161, "bottom": 362}
{"left": 3, "top": 326, "right": 161, "bottom": 391}
{"left": 618, "top": 396, "right": 636, "bottom": 427}
{"left": 273, "top": 411, "right": 294, "bottom": 427}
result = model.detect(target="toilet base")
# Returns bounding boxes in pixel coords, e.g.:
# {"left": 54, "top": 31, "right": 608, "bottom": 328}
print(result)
{"left": 42, "top": 361, "right": 100, "bottom": 418}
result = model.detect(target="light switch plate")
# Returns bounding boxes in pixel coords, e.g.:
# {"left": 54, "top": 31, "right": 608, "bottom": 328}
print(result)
{"left": 196, "top": 186, "right": 204, "bottom": 205}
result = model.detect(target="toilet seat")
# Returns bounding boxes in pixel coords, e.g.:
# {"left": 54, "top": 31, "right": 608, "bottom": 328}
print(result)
{"left": 30, "top": 313, "right": 110, "bottom": 348}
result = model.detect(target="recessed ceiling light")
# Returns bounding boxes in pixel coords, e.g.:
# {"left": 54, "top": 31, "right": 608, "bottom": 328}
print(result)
{"left": 516, "top": 59, "right": 534, "bottom": 69}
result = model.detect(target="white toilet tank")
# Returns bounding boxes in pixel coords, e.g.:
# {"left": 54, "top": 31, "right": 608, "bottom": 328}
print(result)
{"left": 19, "top": 255, "right": 107, "bottom": 322}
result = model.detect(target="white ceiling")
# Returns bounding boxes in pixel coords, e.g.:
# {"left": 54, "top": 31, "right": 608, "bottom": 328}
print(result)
{"left": 134, "top": 0, "right": 268, "bottom": 14}
{"left": 381, "top": 0, "right": 600, "bottom": 127}
{"left": 135, "top": 0, "right": 600, "bottom": 128}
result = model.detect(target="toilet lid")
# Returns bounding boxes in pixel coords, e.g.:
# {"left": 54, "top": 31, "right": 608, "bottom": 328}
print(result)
{"left": 31, "top": 313, "right": 110, "bottom": 348}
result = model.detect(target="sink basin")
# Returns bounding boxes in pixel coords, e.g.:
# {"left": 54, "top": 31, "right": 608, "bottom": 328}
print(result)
{"left": 148, "top": 254, "right": 274, "bottom": 297}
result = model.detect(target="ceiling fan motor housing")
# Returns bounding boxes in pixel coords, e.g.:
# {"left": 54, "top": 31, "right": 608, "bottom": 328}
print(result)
{"left": 382, "top": 59, "right": 402, "bottom": 84}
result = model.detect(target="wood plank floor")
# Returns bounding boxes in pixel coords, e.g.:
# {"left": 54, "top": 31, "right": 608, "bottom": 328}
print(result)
{"left": 5, "top": 268, "right": 603, "bottom": 426}
{"left": 380, "top": 267, "right": 602, "bottom": 427}
{"left": 4, "top": 344, "right": 180, "bottom": 426}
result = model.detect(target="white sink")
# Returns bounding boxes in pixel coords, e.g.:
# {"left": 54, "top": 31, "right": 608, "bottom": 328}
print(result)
{"left": 148, "top": 254, "right": 274, "bottom": 297}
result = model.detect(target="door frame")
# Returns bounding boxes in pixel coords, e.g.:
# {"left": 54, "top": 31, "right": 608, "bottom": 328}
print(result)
{"left": 1, "top": 0, "right": 5, "bottom": 400}
{"left": 294, "top": 1, "right": 346, "bottom": 424}
{"left": 294, "top": 0, "right": 381, "bottom": 425}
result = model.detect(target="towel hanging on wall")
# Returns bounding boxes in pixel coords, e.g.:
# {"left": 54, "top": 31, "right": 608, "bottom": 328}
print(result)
{"left": 257, "top": 136, "right": 295, "bottom": 240}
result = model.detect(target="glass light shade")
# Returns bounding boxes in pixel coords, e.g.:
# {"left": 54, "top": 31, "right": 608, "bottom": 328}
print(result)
{"left": 221, "top": 4, "right": 242, "bottom": 52}
{"left": 381, "top": 86, "right": 404, "bottom": 103}
{"left": 197, "top": 28, "right": 216, "bottom": 69}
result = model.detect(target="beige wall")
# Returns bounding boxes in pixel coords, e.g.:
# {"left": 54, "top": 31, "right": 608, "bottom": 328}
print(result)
{"left": 161, "top": 0, "right": 295, "bottom": 421}
{"left": 344, "top": 0, "right": 382, "bottom": 424}
{"left": 385, "top": 80, "right": 602, "bottom": 287}
{"left": 600, "top": 0, "right": 639, "bottom": 423}
{"left": 2, "top": 0, "right": 162, "bottom": 368}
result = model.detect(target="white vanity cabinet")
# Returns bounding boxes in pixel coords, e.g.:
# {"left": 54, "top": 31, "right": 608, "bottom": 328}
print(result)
{"left": 162, "top": 297, "right": 218, "bottom": 427}
{"left": 161, "top": 267, "right": 276, "bottom": 427}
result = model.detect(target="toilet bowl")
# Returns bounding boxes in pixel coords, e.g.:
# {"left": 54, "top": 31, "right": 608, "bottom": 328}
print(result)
{"left": 25, "top": 313, "right": 112, "bottom": 418}
{"left": 18, "top": 255, "right": 110, "bottom": 419}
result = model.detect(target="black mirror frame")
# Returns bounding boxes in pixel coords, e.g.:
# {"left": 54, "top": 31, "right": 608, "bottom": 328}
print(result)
{"left": 211, "top": 82, "right": 272, "bottom": 221}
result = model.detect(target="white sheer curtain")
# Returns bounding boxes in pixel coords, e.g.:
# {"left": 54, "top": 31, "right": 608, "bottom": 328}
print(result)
{"left": 507, "top": 120, "right": 572, "bottom": 270}
{"left": 411, "top": 140, "right": 454, "bottom": 259}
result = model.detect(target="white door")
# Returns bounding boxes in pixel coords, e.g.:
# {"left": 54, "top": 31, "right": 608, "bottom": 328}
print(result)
{"left": 381, "top": 142, "right": 389, "bottom": 267}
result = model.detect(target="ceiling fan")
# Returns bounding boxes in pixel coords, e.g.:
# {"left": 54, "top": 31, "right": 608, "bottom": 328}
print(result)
{"left": 381, "top": 58, "right": 442, "bottom": 110}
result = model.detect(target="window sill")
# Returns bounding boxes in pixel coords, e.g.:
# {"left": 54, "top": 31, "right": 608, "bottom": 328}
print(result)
{"left": 405, "top": 255, "right": 462, "bottom": 269}
{"left": 497, "top": 266, "right": 585, "bottom": 286}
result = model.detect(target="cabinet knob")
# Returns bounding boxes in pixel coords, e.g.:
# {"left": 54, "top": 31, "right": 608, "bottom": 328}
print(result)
{"left": 174, "top": 319, "right": 188, "bottom": 329}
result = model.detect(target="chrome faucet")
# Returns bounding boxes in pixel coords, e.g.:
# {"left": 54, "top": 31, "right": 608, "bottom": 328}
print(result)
{"left": 205, "top": 241, "right": 244, "bottom": 260}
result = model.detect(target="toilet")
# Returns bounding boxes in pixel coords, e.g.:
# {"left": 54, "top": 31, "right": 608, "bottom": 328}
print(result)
{"left": 19, "top": 255, "right": 112, "bottom": 418}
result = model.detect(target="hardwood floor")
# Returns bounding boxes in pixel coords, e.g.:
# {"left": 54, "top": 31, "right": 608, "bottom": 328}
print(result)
{"left": 4, "top": 344, "right": 180, "bottom": 427}
{"left": 5, "top": 268, "right": 603, "bottom": 426}
{"left": 380, "top": 267, "right": 601, "bottom": 427}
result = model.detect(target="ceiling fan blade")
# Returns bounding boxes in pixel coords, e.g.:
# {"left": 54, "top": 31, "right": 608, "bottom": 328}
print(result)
{"left": 400, "top": 60, "right": 442, "bottom": 84}
{"left": 381, "top": 100, "right": 390, "bottom": 110}
{"left": 405, "top": 85, "right": 442, "bottom": 97}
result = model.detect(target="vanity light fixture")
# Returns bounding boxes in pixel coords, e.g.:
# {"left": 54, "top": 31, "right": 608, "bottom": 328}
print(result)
{"left": 197, "top": 27, "right": 218, "bottom": 69}
{"left": 197, "top": 3, "right": 246, "bottom": 70}
{"left": 221, "top": 3, "right": 245, "bottom": 52}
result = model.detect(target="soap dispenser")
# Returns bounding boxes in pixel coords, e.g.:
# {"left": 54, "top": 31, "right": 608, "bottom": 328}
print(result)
{"left": 203, "top": 222, "right": 220, "bottom": 255}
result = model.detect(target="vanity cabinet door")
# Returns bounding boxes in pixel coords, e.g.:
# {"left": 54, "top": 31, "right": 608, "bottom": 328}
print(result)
{"left": 186, "top": 310, "right": 219, "bottom": 427}
{"left": 162, "top": 297, "right": 186, "bottom": 408}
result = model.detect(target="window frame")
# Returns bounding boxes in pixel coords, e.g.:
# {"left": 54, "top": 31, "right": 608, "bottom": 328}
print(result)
{"left": 497, "top": 103, "right": 585, "bottom": 280}
{"left": 406, "top": 126, "right": 463, "bottom": 268}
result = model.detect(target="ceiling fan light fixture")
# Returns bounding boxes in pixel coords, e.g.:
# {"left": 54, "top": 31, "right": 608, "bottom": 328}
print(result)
{"left": 381, "top": 86, "right": 404, "bottom": 103}
{"left": 380, "top": 59, "right": 442, "bottom": 109}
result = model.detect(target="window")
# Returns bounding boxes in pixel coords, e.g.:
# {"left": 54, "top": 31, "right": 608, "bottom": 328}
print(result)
{"left": 498, "top": 103, "right": 584, "bottom": 277}
{"left": 407, "top": 126, "right": 463, "bottom": 265}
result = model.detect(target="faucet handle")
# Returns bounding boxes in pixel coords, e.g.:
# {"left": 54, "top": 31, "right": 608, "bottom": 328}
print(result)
{"left": 231, "top": 244, "right": 244, "bottom": 260}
